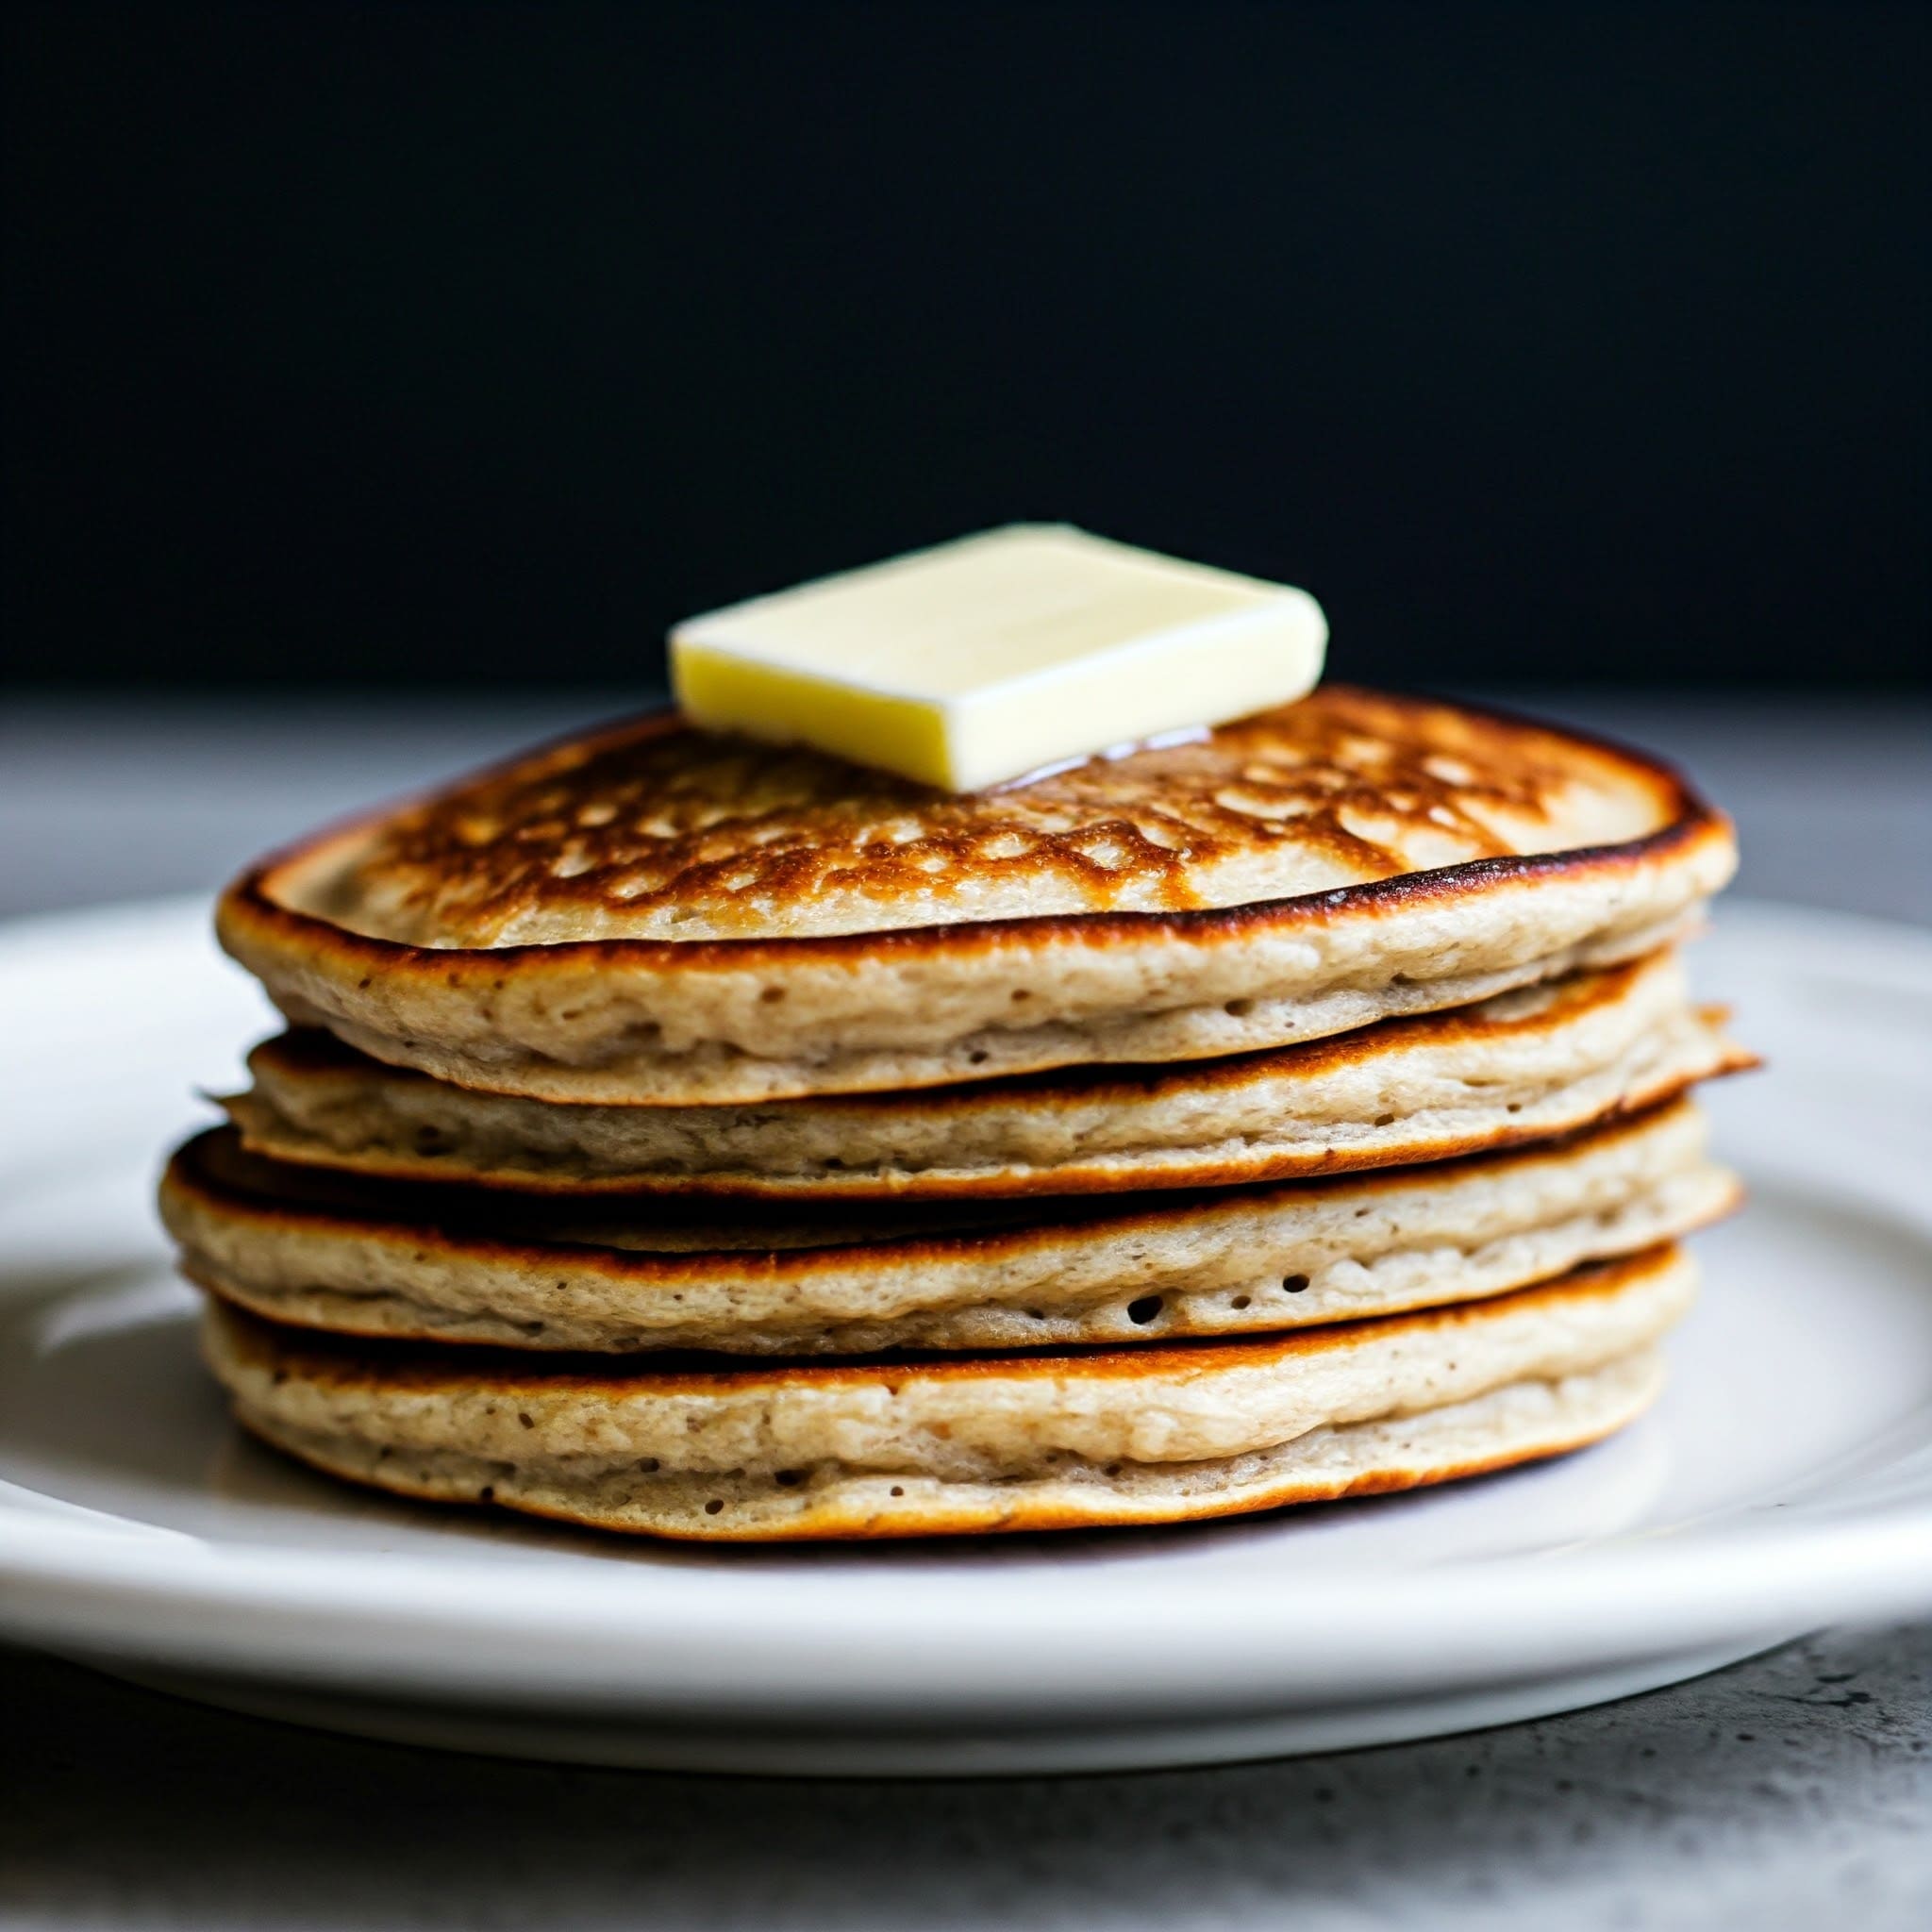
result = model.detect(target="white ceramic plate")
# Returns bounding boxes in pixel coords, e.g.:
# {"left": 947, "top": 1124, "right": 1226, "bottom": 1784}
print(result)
{"left": 1, "top": 898, "right": 1928, "bottom": 1775}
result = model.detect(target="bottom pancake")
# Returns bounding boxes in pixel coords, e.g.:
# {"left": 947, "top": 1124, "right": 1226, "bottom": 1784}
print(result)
{"left": 202, "top": 1243, "right": 1692, "bottom": 1540}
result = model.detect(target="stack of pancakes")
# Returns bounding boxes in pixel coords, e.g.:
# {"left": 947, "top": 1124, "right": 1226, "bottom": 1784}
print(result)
{"left": 163, "top": 686, "right": 1751, "bottom": 1539}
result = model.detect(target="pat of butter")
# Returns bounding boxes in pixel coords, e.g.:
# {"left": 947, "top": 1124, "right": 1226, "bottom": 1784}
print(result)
{"left": 670, "top": 525, "right": 1327, "bottom": 792}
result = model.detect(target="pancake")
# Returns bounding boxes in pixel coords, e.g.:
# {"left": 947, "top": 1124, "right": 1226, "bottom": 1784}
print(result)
{"left": 164, "top": 1100, "right": 1738, "bottom": 1354}
{"left": 216, "top": 687, "right": 1737, "bottom": 1103}
{"left": 201, "top": 1243, "right": 1694, "bottom": 1539}
{"left": 225, "top": 949, "right": 1750, "bottom": 1199}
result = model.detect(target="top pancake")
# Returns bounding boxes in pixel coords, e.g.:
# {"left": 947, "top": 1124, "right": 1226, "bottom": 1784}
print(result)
{"left": 244, "top": 687, "right": 1702, "bottom": 942}
{"left": 218, "top": 687, "right": 1736, "bottom": 1103}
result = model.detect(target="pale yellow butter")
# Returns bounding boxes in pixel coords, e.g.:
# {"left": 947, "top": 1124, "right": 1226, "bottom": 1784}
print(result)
{"left": 669, "top": 525, "right": 1327, "bottom": 791}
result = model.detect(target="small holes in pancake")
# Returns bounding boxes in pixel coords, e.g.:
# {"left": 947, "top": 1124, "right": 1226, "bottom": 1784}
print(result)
{"left": 890, "top": 1486, "right": 906, "bottom": 1497}
{"left": 636, "top": 1457, "right": 660, "bottom": 1474}
{"left": 478, "top": 1485, "right": 496, "bottom": 1504}
{"left": 1224, "top": 998, "right": 1255, "bottom": 1018}
{"left": 968, "top": 1050, "right": 990, "bottom": 1066}
{"left": 1127, "top": 1295, "right": 1164, "bottom": 1325}
{"left": 1506, "top": 1103, "right": 1523, "bottom": 1114}
{"left": 759, "top": 986, "right": 786, "bottom": 1004}
{"left": 1282, "top": 1274, "right": 1310, "bottom": 1294}
{"left": 1010, "top": 989, "right": 1032, "bottom": 1003}
{"left": 1025, "top": 1308, "right": 1046, "bottom": 1321}
{"left": 517, "top": 1411, "right": 534, "bottom": 1430}
{"left": 1374, "top": 1113, "right": 1396, "bottom": 1127}
{"left": 774, "top": 1469, "right": 805, "bottom": 1488}
{"left": 704, "top": 1499, "right": 724, "bottom": 1515}
{"left": 1231, "top": 1294, "right": 1252, "bottom": 1310}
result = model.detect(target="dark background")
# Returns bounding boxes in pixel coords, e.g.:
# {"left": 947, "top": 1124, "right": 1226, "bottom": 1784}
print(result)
{"left": 5, "top": 1, "right": 1926, "bottom": 691}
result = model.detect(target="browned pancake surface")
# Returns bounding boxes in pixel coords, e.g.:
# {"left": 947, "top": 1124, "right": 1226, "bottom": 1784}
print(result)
{"left": 261, "top": 686, "right": 1689, "bottom": 946}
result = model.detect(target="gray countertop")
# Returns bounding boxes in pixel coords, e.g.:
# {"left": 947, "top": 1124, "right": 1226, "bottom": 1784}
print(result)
{"left": 4, "top": 1625, "right": 1926, "bottom": 1932}
{"left": 1, "top": 691, "right": 1927, "bottom": 1932}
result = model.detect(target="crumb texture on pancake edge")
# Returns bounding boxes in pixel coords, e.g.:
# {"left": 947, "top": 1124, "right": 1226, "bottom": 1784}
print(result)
{"left": 258, "top": 903, "right": 1714, "bottom": 1107}
{"left": 199, "top": 1244, "right": 1693, "bottom": 1488}
{"left": 165, "top": 1097, "right": 1739, "bottom": 1352}
{"left": 225, "top": 950, "right": 1752, "bottom": 1197}
{"left": 225, "top": 1350, "right": 1666, "bottom": 1539}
